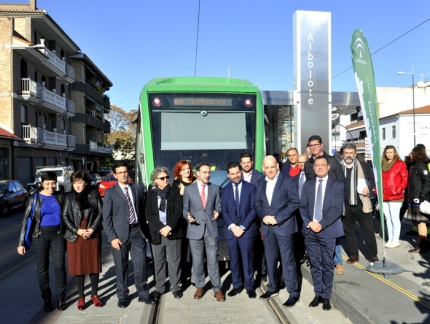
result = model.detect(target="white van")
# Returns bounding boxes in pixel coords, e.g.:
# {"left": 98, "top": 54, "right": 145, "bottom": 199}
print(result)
{"left": 33, "top": 166, "right": 74, "bottom": 193}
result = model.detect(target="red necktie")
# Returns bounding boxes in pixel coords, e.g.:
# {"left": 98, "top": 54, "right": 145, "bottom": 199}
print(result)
{"left": 201, "top": 184, "right": 206, "bottom": 209}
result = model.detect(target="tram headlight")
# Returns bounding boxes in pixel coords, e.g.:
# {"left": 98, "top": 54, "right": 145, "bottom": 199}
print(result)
{"left": 244, "top": 98, "right": 253, "bottom": 107}
{"left": 200, "top": 110, "right": 208, "bottom": 116}
{"left": 153, "top": 97, "right": 162, "bottom": 107}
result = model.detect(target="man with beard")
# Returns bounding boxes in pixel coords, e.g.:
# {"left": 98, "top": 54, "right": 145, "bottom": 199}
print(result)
{"left": 240, "top": 152, "right": 265, "bottom": 186}
{"left": 341, "top": 143, "right": 378, "bottom": 263}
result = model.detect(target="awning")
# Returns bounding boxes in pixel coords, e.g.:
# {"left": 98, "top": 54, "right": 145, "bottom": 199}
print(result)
{"left": 86, "top": 95, "right": 96, "bottom": 103}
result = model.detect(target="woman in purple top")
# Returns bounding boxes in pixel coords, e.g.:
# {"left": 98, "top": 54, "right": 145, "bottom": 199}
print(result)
{"left": 17, "top": 171, "right": 66, "bottom": 312}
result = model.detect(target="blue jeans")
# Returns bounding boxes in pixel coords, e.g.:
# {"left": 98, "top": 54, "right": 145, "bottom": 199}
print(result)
{"left": 333, "top": 238, "right": 343, "bottom": 266}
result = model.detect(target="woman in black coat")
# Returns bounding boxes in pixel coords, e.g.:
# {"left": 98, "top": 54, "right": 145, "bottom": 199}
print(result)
{"left": 145, "top": 166, "right": 184, "bottom": 300}
{"left": 62, "top": 171, "right": 103, "bottom": 309}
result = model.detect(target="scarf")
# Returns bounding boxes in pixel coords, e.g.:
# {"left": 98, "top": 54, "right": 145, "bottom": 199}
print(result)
{"left": 382, "top": 159, "right": 396, "bottom": 172}
{"left": 73, "top": 187, "right": 91, "bottom": 211}
{"left": 155, "top": 185, "right": 170, "bottom": 212}
{"left": 341, "top": 158, "right": 372, "bottom": 213}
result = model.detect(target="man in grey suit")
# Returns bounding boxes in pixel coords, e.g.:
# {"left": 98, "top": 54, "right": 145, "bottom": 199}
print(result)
{"left": 102, "top": 163, "right": 155, "bottom": 308}
{"left": 183, "top": 162, "right": 225, "bottom": 301}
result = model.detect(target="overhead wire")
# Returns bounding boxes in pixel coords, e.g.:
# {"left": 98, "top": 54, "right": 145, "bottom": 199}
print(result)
{"left": 332, "top": 17, "right": 430, "bottom": 79}
{"left": 194, "top": 0, "right": 201, "bottom": 76}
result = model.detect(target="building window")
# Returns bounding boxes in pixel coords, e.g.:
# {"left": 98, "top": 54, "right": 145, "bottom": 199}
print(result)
{"left": 62, "top": 119, "right": 66, "bottom": 134}
{"left": 382, "top": 127, "right": 386, "bottom": 140}
{"left": 392, "top": 125, "right": 396, "bottom": 139}
{"left": 34, "top": 112, "right": 38, "bottom": 127}
{"left": 41, "top": 114, "right": 47, "bottom": 129}
{"left": 83, "top": 126, "right": 86, "bottom": 141}
{"left": 21, "top": 105, "right": 28, "bottom": 125}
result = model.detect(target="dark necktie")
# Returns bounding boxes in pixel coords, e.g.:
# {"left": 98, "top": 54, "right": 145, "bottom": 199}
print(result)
{"left": 124, "top": 187, "right": 136, "bottom": 224}
{"left": 299, "top": 172, "right": 305, "bottom": 199}
{"left": 314, "top": 179, "right": 323, "bottom": 222}
{"left": 234, "top": 183, "right": 240, "bottom": 224}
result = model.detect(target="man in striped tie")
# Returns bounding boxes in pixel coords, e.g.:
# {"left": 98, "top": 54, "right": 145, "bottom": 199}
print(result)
{"left": 103, "top": 163, "right": 155, "bottom": 308}
{"left": 299, "top": 156, "right": 344, "bottom": 311}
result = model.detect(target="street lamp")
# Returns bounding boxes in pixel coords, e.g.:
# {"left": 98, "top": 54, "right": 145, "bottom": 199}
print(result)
{"left": 397, "top": 68, "right": 415, "bottom": 146}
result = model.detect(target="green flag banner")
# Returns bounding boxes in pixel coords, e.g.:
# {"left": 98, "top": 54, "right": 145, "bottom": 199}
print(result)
{"left": 350, "top": 29, "right": 385, "bottom": 243}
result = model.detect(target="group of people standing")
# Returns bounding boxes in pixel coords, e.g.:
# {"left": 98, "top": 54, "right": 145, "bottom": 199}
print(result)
{"left": 16, "top": 136, "right": 430, "bottom": 314}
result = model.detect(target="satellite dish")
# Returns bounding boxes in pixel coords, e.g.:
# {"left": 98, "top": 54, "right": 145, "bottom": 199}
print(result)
{"left": 417, "top": 81, "right": 424, "bottom": 88}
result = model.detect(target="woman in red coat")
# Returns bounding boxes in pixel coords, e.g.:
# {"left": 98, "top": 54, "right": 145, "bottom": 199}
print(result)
{"left": 382, "top": 146, "right": 408, "bottom": 248}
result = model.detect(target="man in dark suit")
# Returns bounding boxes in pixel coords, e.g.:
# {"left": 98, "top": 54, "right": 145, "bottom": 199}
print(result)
{"left": 254, "top": 155, "right": 300, "bottom": 307}
{"left": 300, "top": 156, "right": 344, "bottom": 311}
{"left": 183, "top": 162, "right": 224, "bottom": 302}
{"left": 102, "top": 163, "right": 155, "bottom": 307}
{"left": 222, "top": 162, "right": 258, "bottom": 298}
{"left": 240, "top": 152, "right": 266, "bottom": 282}
{"left": 240, "top": 152, "right": 264, "bottom": 186}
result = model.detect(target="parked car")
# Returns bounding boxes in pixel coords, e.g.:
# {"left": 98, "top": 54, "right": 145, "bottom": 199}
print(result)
{"left": 98, "top": 173, "right": 132, "bottom": 197}
{"left": 88, "top": 172, "right": 102, "bottom": 189}
{"left": 0, "top": 180, "right": 28, "bottom": 216}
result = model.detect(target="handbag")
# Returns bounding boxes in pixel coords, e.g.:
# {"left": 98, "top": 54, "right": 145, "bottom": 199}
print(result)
{"left": 420, "top": 200, "right": 430, "bottom": 215}
{"left": 24, "top": 194, "right": 38, "bottom": 251}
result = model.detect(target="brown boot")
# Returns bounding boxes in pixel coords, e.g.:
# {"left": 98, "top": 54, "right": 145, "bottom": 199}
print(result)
{"left": 408, "top": 236, "right": 428, "bottom": 253}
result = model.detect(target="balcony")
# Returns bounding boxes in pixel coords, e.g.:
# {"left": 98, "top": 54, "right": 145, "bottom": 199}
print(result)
{"left": 60, "top": 63, "right": 75, "bottom": 83}
{"left": 20, "top": 125, "right": 75, "bottom": 151}
{"left": 43, "top": 48, "right": 66, "bottom": 73}
{"left": 20, "top": 78, "right": 75, "bottom": 116}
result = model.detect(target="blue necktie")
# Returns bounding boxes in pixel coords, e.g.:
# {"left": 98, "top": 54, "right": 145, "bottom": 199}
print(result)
{"left": 234, "top": 183, "right": 240, "bottom": 224}
{"left": 314, "top": 179, "right": 323, "bottom": 222}
{"left": 299, "top": 172, "right": 305, "bottom": 199}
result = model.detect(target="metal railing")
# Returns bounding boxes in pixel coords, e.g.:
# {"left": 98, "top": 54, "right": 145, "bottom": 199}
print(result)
{"left": 66, "top": 99, "right": 76, "bottom": 114}
{"left": 66, "top": 63, "right": 75, "bottom": 79}
{"left": 46, "top": 49, "right": 66, "bottom": 73}
{"left": 67, "top": 135, "right": 76, "bottom": 148}
{"left": 21, "top": 78, "right": 41, "bottom": 97}
{"left": 21, "top": 125, "right": 40, "bottom": 143}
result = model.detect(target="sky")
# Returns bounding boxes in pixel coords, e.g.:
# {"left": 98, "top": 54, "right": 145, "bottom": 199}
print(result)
{"left": 15, "top": 0, "right": 430, "bottom": 111}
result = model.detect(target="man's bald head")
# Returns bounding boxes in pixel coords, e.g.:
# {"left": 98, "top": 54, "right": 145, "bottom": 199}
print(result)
{"left": 297, "top": 154, "right": 308, "bottom": 171}
{"left": 262, "top": 155, "right": 279, "bottom": 180}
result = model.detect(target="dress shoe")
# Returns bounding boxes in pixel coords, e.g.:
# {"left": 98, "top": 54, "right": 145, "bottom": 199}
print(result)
{"left": 138, "top": 296, "right": 156, "bottom": 305}
{"left": 322, "top": 298, "right": 331, "bottom": 310}
{"left": 91, "top": 295, "right": 102, "bottom": 307}
{"left": 57, "top": 298, "right": 66, "bottom": 311}
{"left": 282, "top": 295, "right": 300, "bottom": 308}
{"left": 173, "top": 291, "right": 183, "bottom": 299}
{"left": 335, "top": 264, "right": 345, "bottom": 275}
{"left": 77, "top": 297, "right": 85, "bottom": 310}
{"left": 308, "top": 295, "right": 322, "bottom": 307}
{"left": 386, "top": 241, "right": 400, "bottom": 248}
{"left": 44, "top": 299, "right": 54, "bottom": 312}
{"left": 117, "top": 299, "right": 128, "bottom": 308}
{"left": 194, "top": 287, "right": 204, "bottom": 299}
{"left": 214, "top": 291, "right": 225, "bottom": 302}
{"left": 346, "top": 256, "right": 359, "bottom": 264}
{"left": 246, "top": 289, "right": 257, "bottom": 298}
{"left": 369, "top": 256, "right": 379, "bottom": 263}
{"left": 227, "top": 287, "right": 243, "bottom": 297}
{"left": 260, "top": 290, "right": 279, "bottom": 300}
{"left": 151, "top": 291, "right": 162, "bottom": 302}
{"left": 406, "top": 229, "right": 416, "bottom": 235}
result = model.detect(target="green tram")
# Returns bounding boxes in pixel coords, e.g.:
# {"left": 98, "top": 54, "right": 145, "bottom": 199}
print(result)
{"left": 135, "top": 77, "right": 265, "bottom": 188}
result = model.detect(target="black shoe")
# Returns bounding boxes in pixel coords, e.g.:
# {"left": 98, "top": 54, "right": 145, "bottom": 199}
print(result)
{"left": 309, "top": 295, "right": 322, "bottom": 307}
{"left": 322, "top": 298, "right": 331, "bottom": 310}
{"left": 117, "top": 299, "right": 128, "bottom": 308}
{"left": 44, "top": 299, "right": 54, "bottom": 312}
{"left": 278, "top": 280, "right": 285, "bottom": 290}
{"left": 227, "top": 287, "right": 243, "bottom": 297}
{"left": 261, "top": 275, "right": 267, "bottom": 282}
{"left": 173, "top": 291, "right": 183, "bottom": 299}
{"left": 57, "top": 298, "right": 66, "bottom": 311}
{"left": 300, "top": 253, "right": 309, "bottom": 263}
{"left": 282, "top": 295, "right": 300, "bottom": 308}
{"left": 259, "top": 291, "right": 278, "bottom": 300}
{"left": 138, "top": 296, "right": 156, "bottom": 305}
{"left": 151, "top": 291, "right": 162, "bottom": 302}
{"left": 246, "top": 289, "right": 257, "bottom": 298}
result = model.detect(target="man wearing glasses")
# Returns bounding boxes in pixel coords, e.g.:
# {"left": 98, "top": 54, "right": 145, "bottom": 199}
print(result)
{"left": 304, "top": 135, "right": 346, "bottom": 275}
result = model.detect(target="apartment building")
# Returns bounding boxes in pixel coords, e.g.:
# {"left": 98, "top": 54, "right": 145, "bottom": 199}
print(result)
{"left": 0, "top": 0, "right": 112, "bottom": 185}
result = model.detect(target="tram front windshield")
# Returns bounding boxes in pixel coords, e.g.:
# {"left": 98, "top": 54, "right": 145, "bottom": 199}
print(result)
{"left": 149, "top": 93, "right": 256, "bottom": 186}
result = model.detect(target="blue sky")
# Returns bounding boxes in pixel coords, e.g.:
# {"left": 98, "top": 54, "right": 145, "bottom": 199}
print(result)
{"left": 29, "top": 0, "right": 430, "bottom": 111}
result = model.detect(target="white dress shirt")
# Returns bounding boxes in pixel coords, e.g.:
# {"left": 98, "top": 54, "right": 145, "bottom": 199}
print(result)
{"left": 265, "top": 171, "right": 280, "bottom": 206}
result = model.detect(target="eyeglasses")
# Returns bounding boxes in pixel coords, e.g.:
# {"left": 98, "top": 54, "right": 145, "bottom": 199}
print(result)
{"left": 157, "top": 176, "right": 170, "bottom": 181}
{"left": 309, "top": 144, "right": 321, "bottom": 148}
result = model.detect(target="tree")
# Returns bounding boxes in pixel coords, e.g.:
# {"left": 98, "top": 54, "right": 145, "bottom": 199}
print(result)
{"left": 104, "top": 105, "right": 137, "bottom": 160}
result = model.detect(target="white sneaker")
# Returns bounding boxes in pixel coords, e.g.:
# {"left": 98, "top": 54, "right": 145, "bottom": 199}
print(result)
{"left": 387, "top": 242, "right": 400, "bottom": 248}
{"left": 384, "top": 241, "right": 393, "bottom": 247}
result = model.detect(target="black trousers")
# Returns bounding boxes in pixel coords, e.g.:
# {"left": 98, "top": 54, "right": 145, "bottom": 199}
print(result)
{"left": 342, "top": 203, "right": 378, "bottom": 259}
{"left": 33, "top": 226, "right": 66, "bottom": 300}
